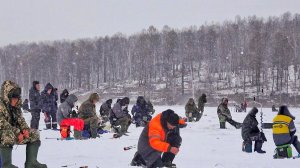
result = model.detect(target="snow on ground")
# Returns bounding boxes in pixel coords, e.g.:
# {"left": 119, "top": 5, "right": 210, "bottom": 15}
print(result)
{"left": 11, "top": 106, "right": 300, "bottom": 168}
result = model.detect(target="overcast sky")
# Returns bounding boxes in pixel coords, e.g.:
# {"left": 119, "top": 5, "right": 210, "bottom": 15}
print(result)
{"left": 0, "top": 0, "right": 299, "bottom": 46}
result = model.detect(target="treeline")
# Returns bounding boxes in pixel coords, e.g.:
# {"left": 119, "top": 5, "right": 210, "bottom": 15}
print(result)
{"left": 0, "top": 12, "right": 299, "bottom": 98}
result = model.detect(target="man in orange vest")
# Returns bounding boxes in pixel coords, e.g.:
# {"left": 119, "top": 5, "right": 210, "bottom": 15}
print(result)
{"left": 131, "top": 109, "right": 186, "bottom": 168}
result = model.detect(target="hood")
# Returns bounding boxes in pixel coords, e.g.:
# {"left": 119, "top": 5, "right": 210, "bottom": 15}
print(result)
{"left": 121, "top": 97, "right": 130, "bottom": 106}
{"left": 44, "top": 83, "right": 53, "bottom": 92}
{"left": 32, "top": 81, "right": 39, "bottom": 90}
{"left": 200, "top": 94, "right": 207, "bottom": 103}
{"left": 1, "top": 80, "right": 22, "bottom": 106}
{"left": 222, "top": 98, "right": 228, "bottom": 106}
{"left": 161, "top": 109, "right": 179, "bottom": 131}
{"left": 187, "top": 98, "right": 195, "bottom": 105}
{"left": 65, "top": 94, "right": 78, "bottom": 107}
{"left": 61, "top": 89, "right": 69, "bottom": 95}
{"left": 137, "top": 96, "right": 145, "bottom": 106}
{"left": 106, "top": 99, "right": 113, "bottom": 105}
{"left": 278, "top": 106, "right": 295, "bottom": 120}
{"left": 248, "top": 107, "right": 258, "bottom": 117}
{"left": 88, "top": 93, "right": 100, "bottom": 102}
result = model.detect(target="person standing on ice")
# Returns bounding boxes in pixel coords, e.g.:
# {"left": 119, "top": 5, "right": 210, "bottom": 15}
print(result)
{"left": 185, "top": 98, "right": 199, "bottom": 122}
{"left": 0, "top": 81, "right": 47, "bottom": 168}
{"left": 197, "top": 93, "right": 207, "bottom": 120}
{"left": 78, "top": 93, "right": 100, "bottom": 138}
{"left": 217, "top": 98, "right": 242, "bottom": 129}
{"left": 40, "top": 83, "right": 58, "bottom": 130}
{"left": 241, "top": 107, "right": 266, "bottom": 153}
{"left": 272, "top": 106, "right": 300, "bottom": 157}
{"left": 29, "top": 81, "right": 42, "bottom": 129}
{"left": 131, "top": 109, "right": 186, "bottom": 168}
{"left": 110, "top": 97, "right": 131, "bottom": 136}
{"left": 22, "top": 99, "right": 30, "bottom": 113}
{"left": 99, "top": 99, "right": 113, "bottom": 123}
{"left": 60, "top": 89, "right": 69, "bottom": 104}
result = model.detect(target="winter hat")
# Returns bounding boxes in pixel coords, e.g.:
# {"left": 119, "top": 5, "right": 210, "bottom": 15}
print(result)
{"left": 188, "top": 98, "right": 194, "bottom": 104}
{"left": 249, "top": 107, "right": 258, "bottom": 116}
{"left": 33, "top": 81, "right": 39, "bottom": 86}
{"left": 121, "top": 97, "right": 130, "bottom": 106}
{"left": 165, "top": 109, "right": 180, "bottom": 126}
{"left": 222, "top": 98, "right": 228, "bottom": 103}
{"left": 89, "top": 93, "right": 100, "bottom": 102}
{"left": 106, "top": 99, "right": 113, "bottom": 104}
{"left": 278, "top": 105, "right": 295, "bottom": 120}
{"left": 8, "top": 87, "right": 21, "bottom": 99}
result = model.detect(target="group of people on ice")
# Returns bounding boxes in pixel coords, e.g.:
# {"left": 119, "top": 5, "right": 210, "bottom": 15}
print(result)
{"left": 1, "top": 79, "right": 300, "bottom": 168}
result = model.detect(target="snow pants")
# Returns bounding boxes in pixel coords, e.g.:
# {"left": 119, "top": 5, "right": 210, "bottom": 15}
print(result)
{"left": 30, "top": 109, "right": 41, "bottom": 129}
{"left": 44, "top": 111, "right": 57, "bottom": 129}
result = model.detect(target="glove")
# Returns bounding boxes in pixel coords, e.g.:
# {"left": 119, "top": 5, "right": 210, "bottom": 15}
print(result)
{"left": 179, "top": 123, "right": 187, "bottom": 128}
{"left": 143, "top": 116, "right": 148, "bottom": 122}
{"left": 18, "top": 133, "right": 24, "bottom": 143}
{"left": 22, "top": 129, "right": 30, "bottom": 138}
{"left": 169, "top": 147, "right": 179, "bottom": 155}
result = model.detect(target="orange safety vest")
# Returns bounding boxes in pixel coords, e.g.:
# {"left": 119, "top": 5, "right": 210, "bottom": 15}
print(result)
{"left": 148, "top": 113, "right": 186, "bottom": 152}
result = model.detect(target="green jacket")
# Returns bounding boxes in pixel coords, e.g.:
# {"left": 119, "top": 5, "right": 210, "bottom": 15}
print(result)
{"left": 217, "top": 103, "right": 232, "bottom": 122}
{"left": 78, "top": 94, "right": 97, "bottom": 120}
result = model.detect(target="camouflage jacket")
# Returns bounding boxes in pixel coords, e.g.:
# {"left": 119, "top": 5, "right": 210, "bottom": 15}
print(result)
{"left": 0, "top": 81, "right": 29, "bottom": 138}
{"left": 217, "top": 103, "right": 232, "bottom": 121}
{"left": 78, "top": 96, "right": 97, "bottom": 120}
{"left": 185, "top": 103, "right": 198, "bottom": 114}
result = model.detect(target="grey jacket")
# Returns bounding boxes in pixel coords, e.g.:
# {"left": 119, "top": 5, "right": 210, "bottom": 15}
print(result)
{"left": 112, "top": 102, "right": 127, "bottom": 119}
{"left": 57, "top": 94, "right": 78, "bottom": 124}
{"left": 242, "top": 107, "right": 260, "bottom": 141}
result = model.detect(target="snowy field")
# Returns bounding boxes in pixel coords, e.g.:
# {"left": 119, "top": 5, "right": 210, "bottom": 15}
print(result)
{"left": 11, "top": 105, "right": 300, "bottom": 168}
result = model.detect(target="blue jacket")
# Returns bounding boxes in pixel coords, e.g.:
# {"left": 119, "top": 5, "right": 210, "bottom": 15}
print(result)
{"left": 40, "top": 83, "right": 58, "bottom": 113}
{"left": 29, "top": 86, "right": 41, "bottom": 110}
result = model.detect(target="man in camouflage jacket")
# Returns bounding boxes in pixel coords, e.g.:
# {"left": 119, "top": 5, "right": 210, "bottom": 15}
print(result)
{"left": 185, "top": 98, "right": 200, "bottom": 122}
{"left": 0, "top": 80, "right": 47, "bottom": 168}
{"left": 78, "top": 93, "right": 100, "bottom": 138}
{"left": 217, "top": 98, "right": 242, "bottom": 129}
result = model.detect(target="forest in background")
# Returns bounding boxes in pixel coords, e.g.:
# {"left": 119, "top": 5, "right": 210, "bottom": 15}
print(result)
{"left": 0, "top": 12, "right": 299, "bottom": 106}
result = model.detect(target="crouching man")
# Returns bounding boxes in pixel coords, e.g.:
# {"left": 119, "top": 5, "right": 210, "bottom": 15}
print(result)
{"left": 131, "top": 109, "right": 186, "bottom": 168}
{"left": 0, "top": 81, "right": 47, "bottom": 168}
{"left": 78, "top": 93, "right": 100, "bottom": 139}
{"left": 241, "top": 107, "right": 266, "bottom": 153}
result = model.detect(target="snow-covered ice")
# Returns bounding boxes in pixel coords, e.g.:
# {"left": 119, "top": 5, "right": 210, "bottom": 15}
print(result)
{"left": 11, "top": 106, "right": 300, "bottom": 168}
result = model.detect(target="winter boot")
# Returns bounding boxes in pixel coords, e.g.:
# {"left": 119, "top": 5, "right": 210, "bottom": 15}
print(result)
{"left": 254, "top": 141, "right": 266, "bottom": 154}
{"left": 74, "top": 130, "right": 86, "bottom": 140}
{"left": 164, "top": 161, "right": 177, "bottom": 168}
{"left": 220, "top": 122, "right": 226, "bottom": 129}
{"left": 25, "top": 140, "right": 47, "bottom": 168}
{"left": 242, "top": 141, "right": 252, "bottom": 153}
{"left": 162, "top": 152, "right": 176, "bottom": 166}
{"left": 0, "top": 146, "right": 18, "bottom": 168}
{"left": 90, "top": 127, "right": 99, "bottom": 139}
{"left": 130, "top": 152, "right": 146, "bottom": 166}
